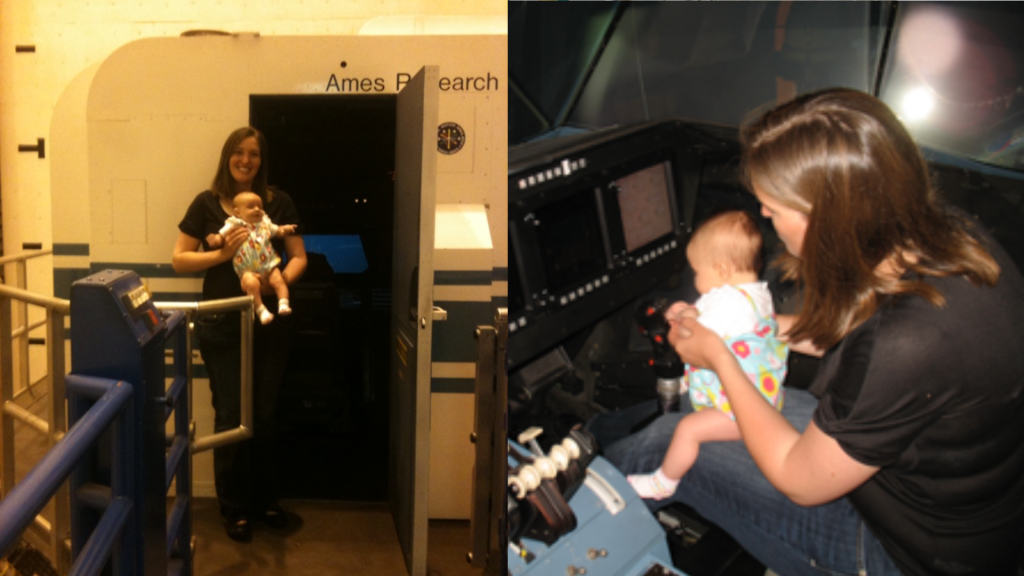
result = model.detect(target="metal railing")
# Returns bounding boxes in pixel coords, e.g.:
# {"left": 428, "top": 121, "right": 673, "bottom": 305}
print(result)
{"left": 1, "top": 304, "right": 193, "bottom": 575}
{"left": 0, "top": 249, "right": 56, "bottom": 401}
{"left": 154, "top": 297, "right": 254, "bottom": 453}
{"left": 158, "top": 309, "right": 193, "bottom": 575}
{"left": 0, "top": 375, "right": 134, "bottom": 575}
{"left": 0, "top": 253, "right": 255, "bottom": 572}
{"left": 0, "top": 250, "right": 71, "bottom": 571}
{"left": 468, "top": 308, "right": 508, "bottom": 575}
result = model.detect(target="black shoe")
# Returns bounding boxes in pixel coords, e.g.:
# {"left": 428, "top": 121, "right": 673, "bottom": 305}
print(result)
{"left": 225, "top": 515, "right": 252, "bottom": 542}
{"left": 260, "top": 507, "right": 287, "bottom": 530}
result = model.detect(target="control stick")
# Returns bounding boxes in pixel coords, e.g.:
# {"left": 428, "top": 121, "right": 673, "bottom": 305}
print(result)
{"left": 632, "top": 298, "right": 685, "bottom": 431}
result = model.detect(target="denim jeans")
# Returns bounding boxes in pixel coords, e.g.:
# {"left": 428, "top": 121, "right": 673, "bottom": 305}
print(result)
{"left": 588, "top": 389, "right": 903, "bottom": 576}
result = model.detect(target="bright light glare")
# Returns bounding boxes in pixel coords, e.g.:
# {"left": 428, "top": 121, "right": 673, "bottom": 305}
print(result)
{"left": 902, "top": 88, "right": 934, "bottom": 121}
{"left": 897, "top": 9, "right": 962, "bottom": 77}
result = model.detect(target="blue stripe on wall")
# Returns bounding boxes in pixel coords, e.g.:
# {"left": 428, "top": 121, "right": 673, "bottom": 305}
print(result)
{"left": 53, "top": 243, "right": 90, "bottom": 256}
{"left": 431, "top": 300, "right": 499, "bottom": 363}
{"left": 151, "top": 292, "right": 203, "bottom": 303}
{"left": 431, "top": 378, "right": 475, "bottom": 394}
{"left": 58, "top": 260, "right": 505, "bottom": 285}
{"left": 91, "top": 262, "right": 192, "bottom": 278}
{"left": 55, "top": 267, "right": 200, "bottom": 300}
{"left": 434, "top": 270, "right": 493, "bottom": 286}
{"left": 53, "top": 268, "right": 92, "bottom": 300}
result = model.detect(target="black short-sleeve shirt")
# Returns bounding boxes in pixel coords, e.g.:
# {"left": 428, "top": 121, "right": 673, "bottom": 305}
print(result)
{"left": 811, "top": 228, "right": 1024, "bottom": 576}
{"left": 178, "top": 189, "right": 301, "bottom": 302}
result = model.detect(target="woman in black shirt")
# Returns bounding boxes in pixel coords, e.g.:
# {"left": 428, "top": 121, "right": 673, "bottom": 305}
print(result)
{"left": 602, "top": 89, "right": 1024, "bottom": 575}
{"left": 172, "top": 126, "right": 307, "bottom": 542}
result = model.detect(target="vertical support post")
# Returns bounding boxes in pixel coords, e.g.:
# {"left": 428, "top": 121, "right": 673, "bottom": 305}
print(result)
{"left": 169, "top": 312, "right": 193, "bottom": 575}
{"left": 468, "top": 308, "right": 509, "bottom": 575}
{"left": 111, "top": 380, "right": 136, "bottom": 575}
{"left": 239, "top": 308, "right": 253, "bottom": 434}
{"left": 14, "top": 261, "right": 29, "bottom": 397}
{"left": 184, "top": 310, "right": 196, "bottom": 568}
{"left": 491, "top": 310, "right": 508, "bottom": 576}
{"left": 469, "top": 325, "right": 496, "bottom": 568}
{"left": 47, "top": 308, "right": 71, "bottom": 572}
{"left": 1, "top": 294, "right": 14, "bottom": 498}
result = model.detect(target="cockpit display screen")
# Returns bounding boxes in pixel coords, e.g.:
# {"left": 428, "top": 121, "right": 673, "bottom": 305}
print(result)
{"left": 510, "top": 245, "right": 524, "bottom": 313}
{"left": 534, "top": 192, "right": 607, "bottom": 294}
{"left": 615, "top": 161, "right": 675, "bottom": 254}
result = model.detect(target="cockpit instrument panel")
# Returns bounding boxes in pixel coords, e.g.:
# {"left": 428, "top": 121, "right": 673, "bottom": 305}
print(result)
{"left": 509, "top": 120, "right": 708, "bottom": 370}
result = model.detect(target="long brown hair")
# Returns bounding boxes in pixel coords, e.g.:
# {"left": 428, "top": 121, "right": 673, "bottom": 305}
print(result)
{"left": 741, "top": 88, "right": 1000, "bottom": 350}
{"left": 210, "top": 126, "right": 271, "bottom": 202}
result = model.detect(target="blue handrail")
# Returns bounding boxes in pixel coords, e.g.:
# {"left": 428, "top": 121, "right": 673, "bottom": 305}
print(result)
{"left": 68, "top": 497, "right": 133, "bottom": 576}
{"left": 2, "top": 276, "right": 195, "bottom": 575}
{"left": 0, "top": 376, "right": 133, "bottom": 560}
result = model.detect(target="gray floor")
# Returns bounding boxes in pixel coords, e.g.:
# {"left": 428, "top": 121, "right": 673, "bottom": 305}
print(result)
{"left": 191, "top": 498, "right": 484, "bottom": 576}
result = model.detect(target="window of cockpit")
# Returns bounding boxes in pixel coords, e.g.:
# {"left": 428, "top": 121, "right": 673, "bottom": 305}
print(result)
{"left": 567, "top": 2, "right": 890, "bottom": 133}
{"left": 878, "top": 2, "right": 1024, "bottom": 172}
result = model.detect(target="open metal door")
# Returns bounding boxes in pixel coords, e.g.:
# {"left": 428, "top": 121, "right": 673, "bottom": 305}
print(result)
{"left": 389, "top": 65, "right": 439, "bottom": 576}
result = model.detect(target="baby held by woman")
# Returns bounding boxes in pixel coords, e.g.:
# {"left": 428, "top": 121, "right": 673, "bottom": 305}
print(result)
{"left": 628, "top": 210, "right": 788, "bottom": 499}
{"left": 209, "top": 191, "right": 297, "bottom": 324}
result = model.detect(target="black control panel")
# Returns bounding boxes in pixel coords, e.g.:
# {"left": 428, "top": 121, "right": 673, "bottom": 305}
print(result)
{"left": 509, "top": 120, "right": 716, "bottom": 370}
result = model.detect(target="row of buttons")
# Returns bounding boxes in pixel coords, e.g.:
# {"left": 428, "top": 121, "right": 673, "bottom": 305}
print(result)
{"left": 516, "top": 157, "right": 589, "bottom": 190}
{"left": 509, "top": 315, "right": 528, "bottom": 333}
{"left": 509, "top": 240, "right": 678, "bottom": 334}
{"left": 559, "top": 273, "right": 611, "bottom": 306}
{"left": 633, "top": 239, "right": 679, "bottom": 267}
{"left": 509, "top": 270, "right": 612, "bottom": 333}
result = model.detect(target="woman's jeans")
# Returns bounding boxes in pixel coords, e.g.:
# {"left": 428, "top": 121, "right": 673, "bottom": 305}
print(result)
{"left": 587, "top": 389, "right": 903, "bottom": 576}
{"left": 195, "top": 310, "right": 293, "bottom": 518}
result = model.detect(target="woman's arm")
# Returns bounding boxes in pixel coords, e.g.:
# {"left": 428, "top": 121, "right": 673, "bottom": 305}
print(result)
{"left": 776, "top": 314, "right": 825, "bottom": 357}
{"left": 670, "top": 315, "right": 878, "bottom": 505}
{"left": 278, "top": 234, "right": 307, "bottom": 287}
{"left": 171, "top": 228, "right": 247, "bottom": 274}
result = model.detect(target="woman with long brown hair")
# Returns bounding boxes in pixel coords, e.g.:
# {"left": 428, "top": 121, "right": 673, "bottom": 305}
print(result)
{"left": 173, "top": 126, "right": 307, "bottom": 542}
{"left": 597, "top": 89, "right": 1024, "bottom": 575}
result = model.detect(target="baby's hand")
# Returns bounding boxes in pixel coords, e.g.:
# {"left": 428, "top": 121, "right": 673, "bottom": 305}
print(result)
{"left": 663, "top": 301, "right": 692, "bottom": 322}
{"left": 278, "top": 224, "right": 297, "bottom": 237}
{"left": 206, "top": 233, "right": 224, "bottom": 249}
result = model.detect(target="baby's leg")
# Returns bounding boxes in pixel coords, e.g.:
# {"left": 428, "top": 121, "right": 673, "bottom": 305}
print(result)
{"left": 628, "top": 409, "right": 741, "bottom": 500}
{"left": 241, "top": 272, "right": 273, "bottom": 324}
{"left": 662, "top": 409, "right": 740, "bottom": 478}
{"left": 266, "top": 268, "right": 291, "bottom": 315}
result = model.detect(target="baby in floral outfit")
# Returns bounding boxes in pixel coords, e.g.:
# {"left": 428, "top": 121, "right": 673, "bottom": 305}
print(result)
{"left": 628, "top": 210, "right": 788, "bottom": 500}
{"left": 212, "top": 191, "right": 297, "bottom": 324}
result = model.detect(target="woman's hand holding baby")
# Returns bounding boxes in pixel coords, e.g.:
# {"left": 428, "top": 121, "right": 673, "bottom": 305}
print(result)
{"left": 218, "top": 227, "right": 248, "bottom": 261}
{"left": 667, "top": 307, "right": 731, "bottom": 373}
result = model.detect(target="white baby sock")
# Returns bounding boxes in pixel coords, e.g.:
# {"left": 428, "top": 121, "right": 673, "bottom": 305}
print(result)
{"left": 278, "top": 298, "right": 292, "bottom": 316}
{"left": 256, "top": 305, "right": 274, "bottom": 325}
{"left": 627, "top": 468, "right": 680, "bottom": 500}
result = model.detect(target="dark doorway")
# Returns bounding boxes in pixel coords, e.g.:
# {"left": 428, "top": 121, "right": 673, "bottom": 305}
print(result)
{"left": 251, "top": 95, "right": 397, "bottom": 501}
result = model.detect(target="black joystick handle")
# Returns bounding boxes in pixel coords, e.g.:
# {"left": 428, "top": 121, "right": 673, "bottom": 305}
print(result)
{"left": 634, "top": 298, "right": 685, "bottom": 417}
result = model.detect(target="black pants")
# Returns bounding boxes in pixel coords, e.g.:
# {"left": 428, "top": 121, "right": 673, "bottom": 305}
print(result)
{"left": 195, "top": 309, "right": 293, "bottom": 518}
